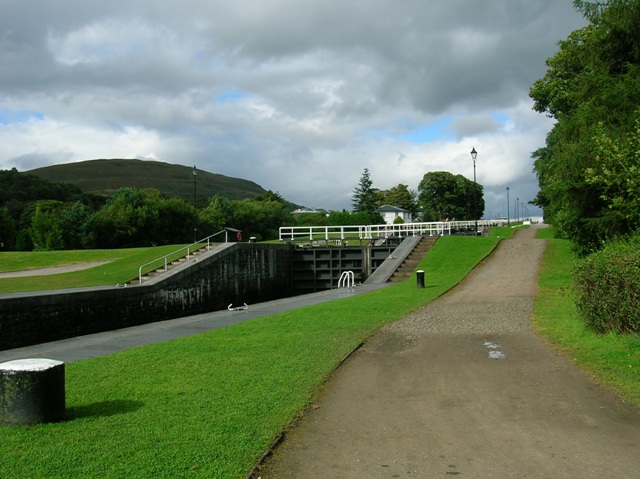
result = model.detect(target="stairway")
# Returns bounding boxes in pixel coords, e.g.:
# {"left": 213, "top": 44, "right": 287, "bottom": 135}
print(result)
{"left": 388, "top": 236, "right": 438, "bottom": 282}
{"left": 138, "top": 245, "right": 212, "bottom": 283}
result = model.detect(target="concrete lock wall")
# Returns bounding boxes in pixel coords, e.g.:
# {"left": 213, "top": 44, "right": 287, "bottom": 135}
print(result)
{"left": 0, "top": 243, "right": 293, "bottom": 351}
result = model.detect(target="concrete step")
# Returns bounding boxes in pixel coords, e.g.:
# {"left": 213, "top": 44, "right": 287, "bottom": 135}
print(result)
{"left": 388, "top": 236, "right": 437, "bottom": 283}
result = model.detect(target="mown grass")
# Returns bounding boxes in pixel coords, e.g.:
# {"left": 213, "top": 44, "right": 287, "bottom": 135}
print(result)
{"left": 0, "top": 245, "right": 190, "bottom": 293}
{"left": 0, "top": 235, "right": 500, "bottom": 479}
{"left": 532, "top": 228, "right": 640, "bottom": 404}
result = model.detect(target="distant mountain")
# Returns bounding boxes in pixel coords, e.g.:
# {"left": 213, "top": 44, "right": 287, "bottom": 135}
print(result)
{"left": 28, "top": 159, "right": 267, "bottom": 202}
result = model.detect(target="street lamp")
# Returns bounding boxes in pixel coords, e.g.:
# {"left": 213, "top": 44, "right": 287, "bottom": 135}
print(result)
{"left": 516, "top": 197, "right": 519, "bottom": 223}
{"left": 192, "top": 165, "right": 198, "bottom": 243}
{"left": 506, "top": 186, "right": 510, "bottom": 226}
{"left": 470, "top": 147, "right": 478, "bottom": 236}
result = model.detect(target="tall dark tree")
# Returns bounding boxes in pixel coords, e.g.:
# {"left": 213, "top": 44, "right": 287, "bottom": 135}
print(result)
{"left": 352, "top": 168, "right": 383, "bottom": 223}
{"left": 530, "top": 0, "right": 640, "bottom": 253}
{"left": 352, "top": 168, "right": 376, "bottom": 213}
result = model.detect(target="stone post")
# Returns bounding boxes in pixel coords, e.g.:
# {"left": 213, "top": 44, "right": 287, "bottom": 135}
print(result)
{"left": 0, "top": 358, "right": 66, "bottom": 425}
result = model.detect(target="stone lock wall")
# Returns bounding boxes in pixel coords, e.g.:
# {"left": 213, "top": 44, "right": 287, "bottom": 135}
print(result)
{"left": 0, "top": 243, "right": 293, "bottom": 351}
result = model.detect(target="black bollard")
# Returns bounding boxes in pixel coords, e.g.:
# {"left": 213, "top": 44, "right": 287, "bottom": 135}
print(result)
{"left": 416, "top": 270, "right": 425, "bottom": 289}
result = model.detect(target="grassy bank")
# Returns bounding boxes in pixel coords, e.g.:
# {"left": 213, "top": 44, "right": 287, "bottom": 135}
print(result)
{"left": 0, "top": 245, "right": 190, "bottom": 293}
{"left": 532, "top": 228, "right": 640, "bottom": 403}
{"left": 0, "top": 235, "right": 500, "bottom": 479}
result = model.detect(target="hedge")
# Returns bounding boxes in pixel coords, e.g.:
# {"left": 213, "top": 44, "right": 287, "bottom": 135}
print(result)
{"left": 573, "top": 234, "right": 640, "bottom": 333}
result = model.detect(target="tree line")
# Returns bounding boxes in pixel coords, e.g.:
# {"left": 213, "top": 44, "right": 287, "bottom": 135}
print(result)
{"left": 0, "top": 165, "right": 485, "bottom": 251}
{"left": 530, "top": 0, "right": 640, "bottom": 255}
{"left": 0, "top": 169, "right": 296, "bottom": 250}
{"left": 530, "top": 0, "right": 640, "bottom": 334}
{"left": 349, "top": 168, "right": 484, "bottom": 224}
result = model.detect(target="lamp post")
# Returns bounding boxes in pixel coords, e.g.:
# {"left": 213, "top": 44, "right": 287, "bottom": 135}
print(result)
{"left": 516, "top": 197, "right": 519, "bottom": 223}
{"left": 192, "top": 165, "right": 198, "bottom": 243}
{"left": 470, "top": 147, "right": 478, "bottom": 236}
{"left": 506, "top": 186, "right": 510, "bottom": 226}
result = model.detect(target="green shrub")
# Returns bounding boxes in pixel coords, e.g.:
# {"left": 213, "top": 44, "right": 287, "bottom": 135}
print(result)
{"left": 573, "top": 234, "right": 640, "bottom": 333}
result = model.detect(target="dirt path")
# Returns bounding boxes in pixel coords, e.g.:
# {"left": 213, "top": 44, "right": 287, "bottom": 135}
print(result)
{"left": 257, "top": 226, "right": 640, "bottom": 479}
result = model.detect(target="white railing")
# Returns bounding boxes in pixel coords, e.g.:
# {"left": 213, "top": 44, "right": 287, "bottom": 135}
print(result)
{"left": 279, "top": 220, "right": 506, "bottom": 242}
{"left": 278, "top": 225, "right": 370, "bottom": 242}
{"left": 138, "top": 229, "right": 227, "bottom": 284}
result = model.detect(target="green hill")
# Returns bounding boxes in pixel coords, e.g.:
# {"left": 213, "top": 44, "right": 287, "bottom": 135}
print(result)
{"left": 27, "top": 159, "right": 267, "bottom": 202}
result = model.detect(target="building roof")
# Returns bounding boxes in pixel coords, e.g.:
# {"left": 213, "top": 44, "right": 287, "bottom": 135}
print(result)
{"left": 378, "top": 204, "right": 410, "bottom": 213}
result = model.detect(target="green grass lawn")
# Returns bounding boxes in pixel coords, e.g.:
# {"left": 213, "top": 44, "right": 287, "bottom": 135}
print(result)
{"left": 532, "top": 228, "right": 640, "bottom": 404}
{"left": 0, "top": 244, "right": 190, "bottom": 293}
{"left": 0, "top": 235, "right": 500, "bottom": 479}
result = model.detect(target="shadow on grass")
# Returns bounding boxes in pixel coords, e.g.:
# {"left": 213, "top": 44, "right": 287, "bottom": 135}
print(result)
{"left": 66, "top": 400, "right": 144, "bottom": 421}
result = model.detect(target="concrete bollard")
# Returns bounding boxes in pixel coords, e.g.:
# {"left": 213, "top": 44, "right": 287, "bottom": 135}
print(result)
{"left": 416, "top": 270, "right": 425, "bottom": 289}
{"left": 0, "top": 358, "right": 66, "bottom": 425}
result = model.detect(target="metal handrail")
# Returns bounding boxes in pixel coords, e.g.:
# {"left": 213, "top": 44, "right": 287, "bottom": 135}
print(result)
{"left": 138, "top": 230, "right": 227, "bottom": 284}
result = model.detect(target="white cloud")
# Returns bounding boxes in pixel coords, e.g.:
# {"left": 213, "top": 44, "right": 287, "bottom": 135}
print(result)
{"left": 0, "top": 0, "right": 586, "bottom": 220}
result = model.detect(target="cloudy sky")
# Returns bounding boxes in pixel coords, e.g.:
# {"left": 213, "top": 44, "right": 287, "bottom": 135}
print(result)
{"left": 1, "top": 1, "right": 586, "bottom": 219}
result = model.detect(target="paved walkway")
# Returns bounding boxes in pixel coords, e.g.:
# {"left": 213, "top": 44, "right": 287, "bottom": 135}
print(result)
{"left": 257, "top": 226, "right": 640, "bottom": 479}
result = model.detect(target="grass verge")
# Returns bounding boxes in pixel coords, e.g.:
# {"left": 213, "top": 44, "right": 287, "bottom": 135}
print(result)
{"left": 532, "top": 229, "right": 640, "bottom": 404}
{"left": 0, "top": 235, "right": 499, "bottom": 479}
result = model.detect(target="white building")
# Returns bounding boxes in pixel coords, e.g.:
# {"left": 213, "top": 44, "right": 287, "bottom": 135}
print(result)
{"left": 378, "top": 205, "right": 412, "bottom": 225}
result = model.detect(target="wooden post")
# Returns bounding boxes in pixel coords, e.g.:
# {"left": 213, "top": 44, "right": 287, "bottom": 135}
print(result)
{"left": 0, "top": 358, "right": 65, "bottom": 425}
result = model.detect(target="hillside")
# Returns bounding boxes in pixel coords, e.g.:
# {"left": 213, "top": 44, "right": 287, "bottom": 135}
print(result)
{"left": 28, "top": 159, "right": 267, "bottom": 202}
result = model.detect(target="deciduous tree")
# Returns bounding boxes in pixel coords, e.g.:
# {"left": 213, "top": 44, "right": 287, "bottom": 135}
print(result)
{"left": 530, "top": 0, "right": 640, "bottom": 253}
{"left": 418, "top": 171, "right": 483, "bottom": 222}
{"left": 377, "top": 184, "right": 418, "bottom": 215}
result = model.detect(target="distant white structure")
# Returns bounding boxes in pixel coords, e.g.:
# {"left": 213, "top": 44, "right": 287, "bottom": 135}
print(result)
{"left": 378, "top": 205, "right": 412, "bottom": 225}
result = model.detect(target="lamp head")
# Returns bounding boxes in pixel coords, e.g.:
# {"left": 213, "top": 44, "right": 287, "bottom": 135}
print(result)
{"left": 470, "top": 147, "right": 477, "bottom": 160}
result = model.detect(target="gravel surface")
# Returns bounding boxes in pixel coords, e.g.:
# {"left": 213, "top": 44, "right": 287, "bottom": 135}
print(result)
{"left": 389, "top": 226, "right": 544, "bottom": 338}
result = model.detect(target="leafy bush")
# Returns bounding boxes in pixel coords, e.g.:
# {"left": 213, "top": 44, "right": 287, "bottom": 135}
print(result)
{"left": 573, "top": 234, "right": 640, "bottom": 333}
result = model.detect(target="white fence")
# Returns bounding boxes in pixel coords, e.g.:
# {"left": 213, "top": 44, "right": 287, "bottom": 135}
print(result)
{"left": 279, "top": 219, "right": 506, "bottom": 242}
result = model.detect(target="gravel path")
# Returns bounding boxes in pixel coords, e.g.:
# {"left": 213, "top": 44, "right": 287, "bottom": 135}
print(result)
{"left": 390, "top": 226, "right": 544, "bottom": 337}
{"left": 258, "top": 225, "right": 640, "bottom": 479}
